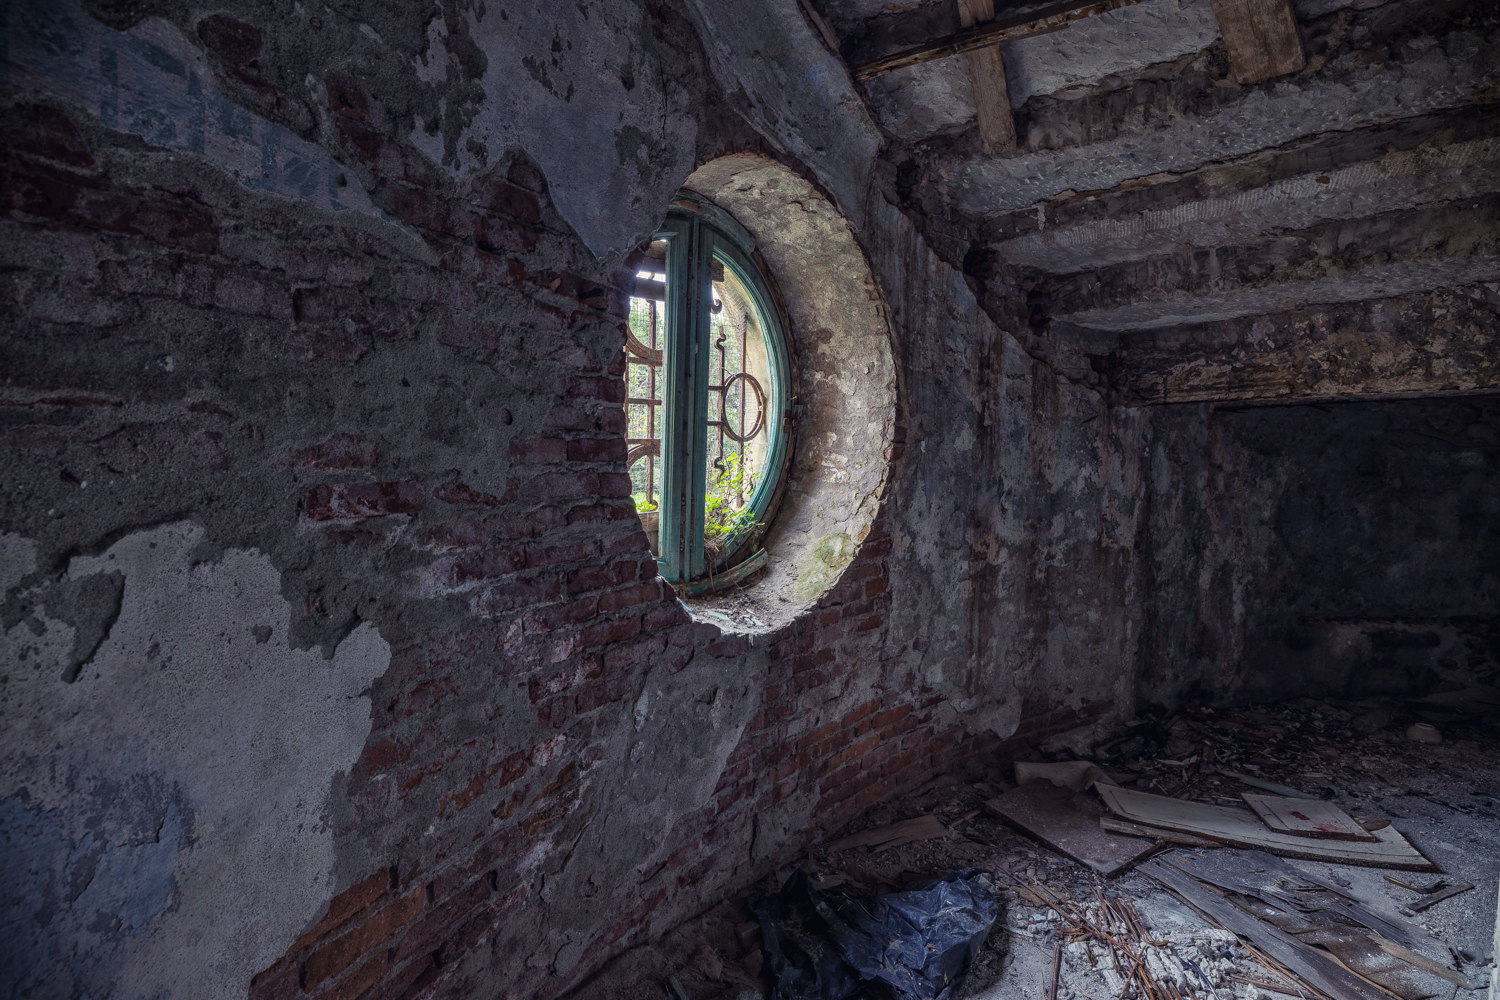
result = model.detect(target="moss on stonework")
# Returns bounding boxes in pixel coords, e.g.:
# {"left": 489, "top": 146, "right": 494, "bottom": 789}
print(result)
{"left": 793, "top": 532, "right": 853, "bottom": 599}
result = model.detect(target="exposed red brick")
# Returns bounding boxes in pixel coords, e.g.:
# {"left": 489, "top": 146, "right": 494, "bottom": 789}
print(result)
{"left": 362, "top": 952, "right": 436, "bottom": 1000}
{"left": 427, "top": 516, "right": 485, "bottom": 550}
{"left": 438, "top": 751, "right": 527, "bottom": 816}
{"left": 502, "top": 506, "right": 569, "bottom": 539}
{"left": 303, "top": 884, "right": 424, "bottom": 989}
{"left": 248, "top": 960, "right": 300, "bottom": 1000}
{"left": 517, "top": 470, "right": 600, "bottom": 500}
{"left": 295, "top": 433, "right": 377, "bottom": 470}
{"left": 568, "top": 376, "right": 625, "bottom": 404}
{"left": 598, "top": 407, "right": 628, "bottom": 434}
{"left": 509, "top": 437, "right": 567, "bottom": 463}
{"left": 320, "top": 950, "right": 388, "bottom": 1000}
{"left": 577, "top": 615, "right": 642, "bottom": 650}
{"left": 324, "top": 72, "right": 370, "bottom": 120}
{"left": 447, "top": 545, "right": 527, "bottom": 584}
{"left": 306, "top": 481, "right": 424, "bottom": 520}
{"left": 598, "top": 472, "right": 633, "bottom": 498}
{"left": 526, "top": 540, "right": 596, "bottom": 568}
{"left": 360, "top": 739, "right": 412, "bottom": 776}
{"left": 472, "top": 212, "right": 539, "bottom": 255}
{"left": 522, "top": 597, "right": 599, "bottom": 635}
{"left": 598, "top": 580, "right": 661, "bottom": 613}
{"left": 565, "top": 501, "right": 638, "bottom": 525}
{"left": 566, "top": 437, "right": 627, "bottom": 463}
{"left": 643, "top": 600, "right": 691, "bottom": 631}
{"left": 2, "top": 161, "right": 218, "bottom": 253}
{"left": 567, "top": 560, "right": 637, "bottom": 594}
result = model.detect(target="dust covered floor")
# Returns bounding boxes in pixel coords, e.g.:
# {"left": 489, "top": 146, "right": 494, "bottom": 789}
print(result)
{"left": 565, "top": 698, "right": 1500, "bottom": 1000}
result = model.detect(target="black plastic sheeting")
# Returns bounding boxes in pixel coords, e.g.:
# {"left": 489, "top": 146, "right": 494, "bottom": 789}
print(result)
{"left": 749, "top": 869, "right": 999, "bottom": 1000}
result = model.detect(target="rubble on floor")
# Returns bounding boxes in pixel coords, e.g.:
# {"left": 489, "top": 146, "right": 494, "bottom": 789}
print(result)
{"left": 564, "top": 696, "right": 1499, "bottom": 1000}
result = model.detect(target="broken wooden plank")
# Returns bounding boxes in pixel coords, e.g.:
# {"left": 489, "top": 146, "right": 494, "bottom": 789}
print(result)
{"left": 852, "top": 0, "right": 1150, "bottom": 81}
{"left": 824, "top": 813, "right": 949, "bottom": 853}
{"left": 1242, "top": 793, "right": 1378, "bottom": 842}
{"left": 1141, "top": 857, "right": 1387, "bottom": 1000}
{"left": 1408, "top": 881, "right": 1475, "bottom": 913}
{"left": 1319, "top": 938, "right": 1441, "bottom": 1000}
{"left": 1096, "top": 785, "right": 1435, "bottom": 870}
{"left": 986, "top": 781, "right": 1160, "bottom": 877}
{"left": 1372, "top": 938, "right": 1476, "bottom": 990}
{"left": 1160, "top": 850, "right": 1428, "bottom": 955}
{"left": 1099, "top": 815, "right": 1217, "bottom": 848}
{"left": 1208, "top": 0, "right": 1306, "bottom": 84}
{"left": 958, "top": 0, "right": 1017, "bottom": 155}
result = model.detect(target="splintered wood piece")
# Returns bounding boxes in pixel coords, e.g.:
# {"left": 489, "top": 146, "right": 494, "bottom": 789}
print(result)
{"left": 1208, "top": 0, "right": 1306, "bottom": 84}
{"left": 958, "top": 0, "right": 1017, "bottom": 155}
{"left": 1408, "top": 881, "right": 1475, "bottom": 913}
{"left": 1242, "top": 793, "right": 1379, "bottom": 842}
{"left": 824, "top": 813, "right": 949, "bottom": 853}
{"left": 1159, "top": 850, "right": 1431, "bottom": 954}
{"left": 1140, "top": 858, "right": 1380, "bottom": 1000}
{"left": 1099, "top": 815, "right": 1218, "bottom": 848}
{"left": 1096, "top": 785, "right": 1435, "bottom": 870}
{"left": 986, "top": 781, "right": 1160, "bottom": 877}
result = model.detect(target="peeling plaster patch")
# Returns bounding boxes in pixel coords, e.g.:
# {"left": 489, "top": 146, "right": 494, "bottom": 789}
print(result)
{"left": 2, "top": 0, "right": 390, "bottom": 224}
{"left": 447, "top": 0, "right": 699, "bottom": 256}
{"left": 0, "top": 523, "right": 390, "bottom": 1000}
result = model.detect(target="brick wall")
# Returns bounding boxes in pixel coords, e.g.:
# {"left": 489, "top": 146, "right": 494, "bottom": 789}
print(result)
{"left": 0, "top": 3, "right": 1140, "bottom": 983}
{"left": 1, "top": 87, "right": 1080, "bottom": 1000}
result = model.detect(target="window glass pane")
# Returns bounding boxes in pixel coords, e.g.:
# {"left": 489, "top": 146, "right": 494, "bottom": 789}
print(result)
{"left": 626, "top": 239, "right": 667, "bottom": 515}
{"left": 704, "top": 252, "right": 773, "bottom": 562}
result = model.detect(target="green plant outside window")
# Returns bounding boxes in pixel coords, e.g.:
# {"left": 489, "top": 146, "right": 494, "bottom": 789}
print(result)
{"left": 623, "top": 197, "right": 792, "bottom": 586}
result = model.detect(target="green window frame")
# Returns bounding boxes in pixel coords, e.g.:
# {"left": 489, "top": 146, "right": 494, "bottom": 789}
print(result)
{"left": 625, "top": 196, "right": 792, "bottom": 587}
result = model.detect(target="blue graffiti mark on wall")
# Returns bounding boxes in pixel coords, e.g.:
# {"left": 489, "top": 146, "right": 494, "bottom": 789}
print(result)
{"left": 0, "top": 793, "right": 62, "bottom": 1000}
{"left": 3, "top": 0, "right": 381, "bottom": 221}
{"left": 71, "top": 802, "right": 183, "bottom": 933}
{"left": 0, "top": 784, "right": 190, "bottom": 1000}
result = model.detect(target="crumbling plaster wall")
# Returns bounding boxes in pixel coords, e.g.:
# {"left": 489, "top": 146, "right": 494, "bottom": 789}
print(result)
{"left": 0, "top": 2, "right": 1151, "bottom": 1000}
{"left": 1137, "top": 397, "right": 1500, "bottom": 708}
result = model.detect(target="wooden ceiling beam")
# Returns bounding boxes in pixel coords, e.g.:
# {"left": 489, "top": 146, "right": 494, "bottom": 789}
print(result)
{"left": 852, "top": 0, "right": 1150, "bottom": 81}
{"left": 1210, "top": 0, "right": 1305, "bottom": 83}
{"left": 959, "top": 0, "right": 1018, "bottom": 154}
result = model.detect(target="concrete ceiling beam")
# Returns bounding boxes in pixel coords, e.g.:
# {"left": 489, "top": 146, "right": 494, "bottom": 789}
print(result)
{"left": 1079, "top": 283, "right": 1500, "bottom": 405}
{"left": 978, "top": 117, "right": 1500, "bottom": 274}
{"left": 943, "top": 5, "right": 1499, "bottom": 214}
{"left": 1044, "top": 193, "right": 1500, "bottom": 331}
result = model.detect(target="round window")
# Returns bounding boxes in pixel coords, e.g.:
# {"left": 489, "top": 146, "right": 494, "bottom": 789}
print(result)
{"left": 625, "top": 195, "right": 792, "bottom": 591}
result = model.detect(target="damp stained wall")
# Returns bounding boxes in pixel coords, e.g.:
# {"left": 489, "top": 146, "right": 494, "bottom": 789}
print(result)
{"left": 0, "top": 0, "right": 1491, "bottom": 997}
{"left": 0, "top": 1, "right": 1152, "bottom": 997}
